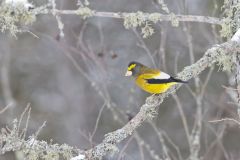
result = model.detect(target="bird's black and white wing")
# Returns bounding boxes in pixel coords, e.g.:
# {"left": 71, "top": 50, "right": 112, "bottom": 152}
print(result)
{"left": 145, "top": 72, "right": 187, "bottom": 84}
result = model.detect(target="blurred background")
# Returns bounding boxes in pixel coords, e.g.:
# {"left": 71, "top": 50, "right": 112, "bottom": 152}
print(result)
{"left": 1, "top": 0, "right": 240, "bottom": 159}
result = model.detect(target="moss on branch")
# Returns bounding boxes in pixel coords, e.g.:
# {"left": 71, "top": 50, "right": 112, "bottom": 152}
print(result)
{"left": 220, "top": 0, "right": 240, "bottom": 39}
{"left": 0, "top": 2, "right": 36, "bottom": 37}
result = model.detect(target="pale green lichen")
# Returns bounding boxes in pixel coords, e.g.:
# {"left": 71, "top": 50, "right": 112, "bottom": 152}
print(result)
{"left": 141, "top": 22, "right": 154, "bottom": 38}
{"left": 41, "top": 149, "right": 59, "bottom": 160}
{"left": 123, "top": 11, "right": 179, "bottom": 38}
{"left": 217, "top": 54, "right": 234, "bottom": 72}
{"left": 104, "top": 129, "right": 128, "bottom": 144}
{"left": 143, "top": 97, "right": 160, "bottom": 119}
{"left": 0, "top": 117, "right": 79, "bottom": 160}
{"left": 83, "top": 0, "right": 90, "bottom": 6}
{"left": 170, "top": 13, "right": 179, "bottom": 27}
{"left": 24, "top": 150, "right": 39, "bottom": 160}
{"left": 148, "top": 13, "right": 162, "bottom": 23}
{"left": 154, "top": 0, "right": 170, "bottom": 14}
{"left": 209, "top": 46, "right": 235, "bottom": 72}
{"left": 76, "top": 7, "right": 94, "bottom": 19}
{"left": 145, "top": 106, "right": 158, "bottom": 120}
{"left": 90, "top": 143, "right": 118, "bottom": 159}
{"left": 123, "top": 11, "right": 146, "bottom": 29}
{"left": 0, "top": 2, "right": 36, "bottom": 37}
{"left": 220, "top": 19, "right": 232, "bottom": 38}
{"left": 220, "top": 0, "right": 240, "bottom": 39}
{"left": 123, "top": 12, "right": 159, "bottom": 38}
{"left": 122, "top": 0, "right": 174, "bottom": 37}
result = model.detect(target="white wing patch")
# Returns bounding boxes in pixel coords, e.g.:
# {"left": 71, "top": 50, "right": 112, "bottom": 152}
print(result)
{"left": 154, "top": 72, "right": 170, "bottom": 79}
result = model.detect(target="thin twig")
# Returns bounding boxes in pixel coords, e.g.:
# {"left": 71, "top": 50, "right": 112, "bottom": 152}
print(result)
{"left": 172, "top": 94, "right": 191, "bottom": 147}
{"left": 134, "top": 133, "right": 145, "bottom": 160}
{"left": 158, "top": 23, "right": 168, "bottom": 71}
{"left": 0, "top": 51, "right": 16, "bottom": 108}
{"left": 161, "top": 130, "right": 183, "bottom": 160}
{"left": 209, "top": 118, "right": 240, "bottom": 126}
{"left": 148, "top": 121, "right": 172, "bottom": 160}
{"left": 17, "top": 104, "right": 31, "bottom": 135}
{"left": 200, "top": 66, "right": 214, "bottom": 98}
{"left": 90, "top": 101, "right": 107, "bottom": 142}
{"left": 117, "top": 135, "right": 134, "bottom": 160}
{"left": 133, "top": 29, "right": 157, "bottom": 68}
{"left": 0, "top": 103, "right": 12, "bottom": 114}
{"left": 22, "top": 106, "right": 31, "bottom": 139}
{"left": 203, "top": 122, "right": 229, "bottom": 159}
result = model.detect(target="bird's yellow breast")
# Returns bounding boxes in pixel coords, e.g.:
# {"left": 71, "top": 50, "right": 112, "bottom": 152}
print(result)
{"left": 135, "top": 76, "right": 176, "bottom": 94}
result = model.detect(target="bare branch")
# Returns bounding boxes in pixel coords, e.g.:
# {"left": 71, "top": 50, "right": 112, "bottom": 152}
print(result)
{"left": 209, "top": 118, "right": 240, "bottom": 126}
{"left": 0, "top": 103, "right": 12, "bottom": 114}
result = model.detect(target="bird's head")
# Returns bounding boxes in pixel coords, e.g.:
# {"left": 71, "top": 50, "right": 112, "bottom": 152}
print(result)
{"left": 125, "top": 61, "right": 144, "bottom": 77}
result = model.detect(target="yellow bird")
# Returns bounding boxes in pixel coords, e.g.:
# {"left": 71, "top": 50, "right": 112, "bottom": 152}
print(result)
{"left": 125, "top": 61, "right": 187, "bottom": 94}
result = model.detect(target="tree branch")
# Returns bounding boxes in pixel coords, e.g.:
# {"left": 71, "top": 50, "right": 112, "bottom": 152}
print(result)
{"left": 83, "top": 30, "right": 240, "bottom": 159}
{"left": 36, "top": 8, "right": 221, "bottom": 25}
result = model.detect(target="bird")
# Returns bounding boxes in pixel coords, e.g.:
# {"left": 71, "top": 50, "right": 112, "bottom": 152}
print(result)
{"left": 125, "top": 61, "right": 187, "bottom": 94}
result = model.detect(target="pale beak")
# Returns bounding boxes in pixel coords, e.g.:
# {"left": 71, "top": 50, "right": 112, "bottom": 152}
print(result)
{"left": 125, "top": 70, "right": 132, "bottom": 76}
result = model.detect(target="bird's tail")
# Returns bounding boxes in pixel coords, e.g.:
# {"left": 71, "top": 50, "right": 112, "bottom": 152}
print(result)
{"left": 170, "top": 77, "right": 188, "bottom": 83}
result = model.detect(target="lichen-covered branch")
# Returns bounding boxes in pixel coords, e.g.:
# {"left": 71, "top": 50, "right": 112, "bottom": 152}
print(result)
{"left": 0, "top": 1, "right": 240, "bottom": 160}
{"left": 0, "top": 1, "right": 36, "bottom": 36}
{"left": 37, "top": 8, "right": 221, "bottom": 25}
{"left": 83, "top": 30, "right": 240, "bottom": 159}
{"left": 36, "top": 8, "right": 221, "bottom": 38}
{"left": 0, "top": 0, "right": 221, "bottom": 37}
{"left": 0, "top": 109, "right": 82, "bottom": 159}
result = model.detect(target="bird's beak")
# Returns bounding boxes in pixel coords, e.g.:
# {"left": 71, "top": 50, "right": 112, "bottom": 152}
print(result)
{"left": 125, "top": 71, "right": 132, "bottom": 76}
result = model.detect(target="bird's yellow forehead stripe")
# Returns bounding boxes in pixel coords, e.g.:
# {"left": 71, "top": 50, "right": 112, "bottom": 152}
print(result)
{"left": 128, "top": 64, "right": 136, "bottom": 71}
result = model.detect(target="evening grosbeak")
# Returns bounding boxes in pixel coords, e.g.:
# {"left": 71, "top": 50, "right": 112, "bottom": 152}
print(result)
{"left": 125, "top": 61, "right": 187, "bottom": 94}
